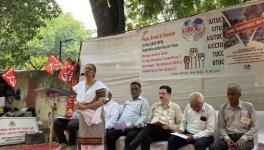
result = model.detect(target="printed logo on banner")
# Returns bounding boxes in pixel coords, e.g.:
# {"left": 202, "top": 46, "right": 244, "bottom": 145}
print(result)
{"left": 244, "top": 64, "right": 252, "bottom": 71}
{"left": 182, "top": 18, "right": 205, "bottom": 41}
{"left": 183, "top": 48, "right": 205, "bottom": 70}
{"left": 9, "top": 120, "right": 16, "bottom": 127}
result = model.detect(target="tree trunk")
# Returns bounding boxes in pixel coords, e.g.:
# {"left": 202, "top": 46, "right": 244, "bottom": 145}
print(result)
{"left": 89, "top": 0, "right": 125, "bottom": 37}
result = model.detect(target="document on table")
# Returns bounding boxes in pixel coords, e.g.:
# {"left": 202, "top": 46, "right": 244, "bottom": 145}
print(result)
{"left": 170, "top": 132, "right": 189, "bottom": 139}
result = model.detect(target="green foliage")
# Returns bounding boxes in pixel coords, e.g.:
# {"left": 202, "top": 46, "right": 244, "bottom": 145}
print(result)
{"left": 27, "top": 13, "right": 94, "bottom": 69}
{"left": 125, "top": 0, "right": 161, "bottom": 30}
{"left": 25, "top": 57, "right": 48, "bottom": 70}
{"left": 125, "top": 0, "right": 253, "bottom": 30}
{"left": 0, "top": 0, "right": 61, "bottom": 69}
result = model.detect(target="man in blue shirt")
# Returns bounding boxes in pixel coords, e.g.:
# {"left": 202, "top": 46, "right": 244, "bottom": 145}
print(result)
{"left": 106, "top": 82, "right": 149, "bottom": 150}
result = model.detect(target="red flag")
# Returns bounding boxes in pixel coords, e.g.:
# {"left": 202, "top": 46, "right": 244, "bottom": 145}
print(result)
{"left": 1, "top": 67, "right": 16, "bottom": 87}
{"left": 66, "top": 60, "right": 80, "bottom": 115}
{"left": 44, "top": 55, "right": 63, "bottom": 75}
{"left": 58, "top": 59, "right": 75, "bottom": 82}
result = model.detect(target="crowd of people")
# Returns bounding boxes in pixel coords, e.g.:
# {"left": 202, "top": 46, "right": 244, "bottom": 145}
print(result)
{"left": 54, "top": 63, "right": 258, "bottom": 150}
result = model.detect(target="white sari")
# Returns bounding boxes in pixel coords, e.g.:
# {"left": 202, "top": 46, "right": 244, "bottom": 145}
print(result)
{"left": 73, "top": 80, "right": 107, "bottom": 150}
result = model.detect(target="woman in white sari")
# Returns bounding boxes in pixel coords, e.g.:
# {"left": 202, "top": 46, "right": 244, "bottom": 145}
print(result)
{"left": 73, "top": 63, "right": 107, "bottom": 150}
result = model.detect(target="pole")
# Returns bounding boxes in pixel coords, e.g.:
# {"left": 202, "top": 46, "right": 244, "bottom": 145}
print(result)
{"left": 202, "top": 78, "right": 205, "bottom": 95}
{"left": 59, "top": 41, "right": 62, "bottom": 60}
{"left": 49, "top": 98, "right": 55, "bottom": 150}
{"left": 59, "top": 39, "right": 73, "bottom": 60}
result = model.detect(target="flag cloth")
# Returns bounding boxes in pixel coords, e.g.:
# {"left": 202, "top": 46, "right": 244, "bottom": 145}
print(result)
{"left": 66, "top": 61, "right": 80, "bottom": 115}
{"left": 44, "top": 55, "right": 63, "bottom": 75}
{"left": 58, "top": 59, "right": 75, "bottom": 82}
{"left": 1, "top": 67, "right": 16, "bottom": 87}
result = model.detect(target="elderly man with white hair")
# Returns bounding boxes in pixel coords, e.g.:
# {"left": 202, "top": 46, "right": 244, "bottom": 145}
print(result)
{"left": 167, "top": 92, "right": 216, "bottom": 150}
{"left": 210, "top": 83, "right": 258, "bottom": 150}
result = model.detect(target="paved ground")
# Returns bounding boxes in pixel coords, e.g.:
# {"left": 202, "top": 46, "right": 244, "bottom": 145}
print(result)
{"left": 0, "top": 143, "right": 58, "bottom": 150}
{"left": 1, "top": 143, "right": 264, "bottom": 150}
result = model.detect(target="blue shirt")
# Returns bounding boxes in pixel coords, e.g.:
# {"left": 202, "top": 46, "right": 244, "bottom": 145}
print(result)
{"left": 118, "top": 96, "right": 149, "bottom": 127}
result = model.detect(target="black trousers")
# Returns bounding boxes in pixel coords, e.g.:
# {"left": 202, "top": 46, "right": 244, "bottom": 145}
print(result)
{"left": 209, "top": 133, "right": 254, "bottom": 150}
{"left": 128, "top": 124, "right": 171, "bottom": 150}
{"left": 105, "top": 128, "right": 141, "bottom": 150}
{"left": 168, "top": 131, "right": 214, "bottom": 150}
{"left": 54, "top": 118, "right": 79, "bottom": 146}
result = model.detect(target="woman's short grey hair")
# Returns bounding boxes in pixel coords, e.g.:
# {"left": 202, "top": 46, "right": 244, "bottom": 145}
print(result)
{"left": 227, "top": 83, "right": 241, "bottom": 94}
{"left": 189, "top": 92, "right": 204, "bottom": 103}
{"left": 84, "top": 63, "right": 96, "bottom": 78}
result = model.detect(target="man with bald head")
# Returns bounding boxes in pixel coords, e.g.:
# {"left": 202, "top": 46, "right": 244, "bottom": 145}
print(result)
{"left": 168, "top": 92, "right": 215, "bottom": 150}
{"left": 210, "top": 83, "right": 258, "bottom": 150}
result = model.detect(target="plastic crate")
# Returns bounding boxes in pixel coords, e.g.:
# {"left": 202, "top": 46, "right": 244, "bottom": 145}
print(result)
{"left": 25, "top": 133, "right": 44, "bottom": 145}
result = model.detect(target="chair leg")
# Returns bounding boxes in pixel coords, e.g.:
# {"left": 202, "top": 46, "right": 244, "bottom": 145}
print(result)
{"left": 76, "top": 130, "right": 81, "bottom": 150}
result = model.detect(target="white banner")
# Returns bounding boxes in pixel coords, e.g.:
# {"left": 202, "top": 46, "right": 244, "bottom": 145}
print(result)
{"left": 140, "top": 1, "right": 264, "bottom": 80}
{"left": 79, "top": 1, "right": 264, "bottom": 111}
{"left": 0, "top": 117, "right": 39, "bottom": 145}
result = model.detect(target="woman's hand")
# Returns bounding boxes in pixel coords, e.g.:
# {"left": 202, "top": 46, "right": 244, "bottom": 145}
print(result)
{"left": 65, "top": 113, "right": 72, "bottom": 118}
{"left": 76, "top": 102, "right": 86, "bottom": 110}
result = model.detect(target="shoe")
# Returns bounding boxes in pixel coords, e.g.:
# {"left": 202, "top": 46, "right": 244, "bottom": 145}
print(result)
{"left": 67, "top": 145, "right": 77, "bottom": 150}
{"left": 56, "top": 143, "right": 68, "bottom": 150}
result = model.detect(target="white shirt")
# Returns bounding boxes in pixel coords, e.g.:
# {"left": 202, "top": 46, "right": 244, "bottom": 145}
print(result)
{"left": 104, "top": 100, "right": 120, "bottom": 129}
{"left": 180, "top": 103, "right": 216, "bottom": 139}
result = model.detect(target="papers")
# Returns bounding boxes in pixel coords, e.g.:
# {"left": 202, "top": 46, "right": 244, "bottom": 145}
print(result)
{"left": 114, "top": 121, "right": 131, "bottom": 130}
{"left": 170, "top": 132, "right": 189, "bottom": 139}
{"left": 146, "top": 120, "right": 166, "bottom": 126}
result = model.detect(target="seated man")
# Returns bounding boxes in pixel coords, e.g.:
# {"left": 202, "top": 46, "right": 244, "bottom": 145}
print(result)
{"left": 104, "top": 91, "right": 120, "bottom": 130}
{"left": 168, "top": 92, "right": 215, "bottom": 150}
{"left": 54, "top": 110, "right": 79, "bottom": 150}
{"left": 128, "top": 85, "right": 182, "bottom": 150}
{"left": 210, "top": 83, "right": 258, "bottom": 150}
{"left": 106, "top": 82, "right": 149, "bottom": 150}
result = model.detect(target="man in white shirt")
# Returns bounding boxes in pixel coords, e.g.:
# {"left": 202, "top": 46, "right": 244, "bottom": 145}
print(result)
{"left": 168, "top": 92, "right": 215, "bottom": 150}
{"left": 104, "top": 91, "right": 120, "bottom": 130}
